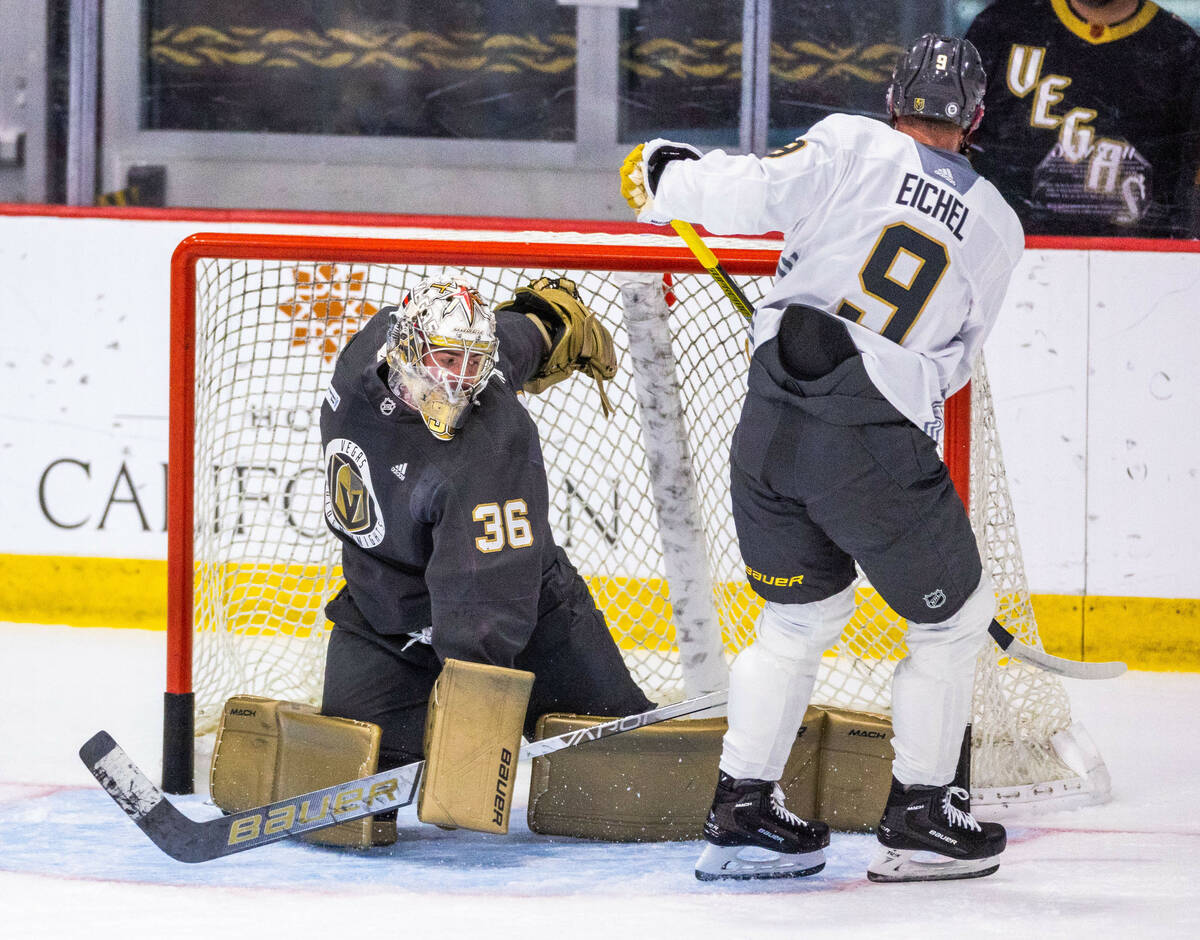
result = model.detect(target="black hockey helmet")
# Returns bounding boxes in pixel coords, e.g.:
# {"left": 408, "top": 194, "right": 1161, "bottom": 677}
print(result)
{"left": 887, "top": 34, "right": 986, "bottom": 133}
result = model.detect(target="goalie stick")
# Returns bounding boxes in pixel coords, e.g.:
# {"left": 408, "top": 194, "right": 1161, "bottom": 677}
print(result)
{"left": 79, "top": 689, "right": 727, "bottom": 863}
{"left": 670, "top": 220, "right": 1125, "bottom": 683}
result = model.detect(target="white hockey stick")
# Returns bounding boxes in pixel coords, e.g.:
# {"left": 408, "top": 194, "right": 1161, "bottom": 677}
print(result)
{"left": 986, "top": 619, "right": 1124, "bottom": 679}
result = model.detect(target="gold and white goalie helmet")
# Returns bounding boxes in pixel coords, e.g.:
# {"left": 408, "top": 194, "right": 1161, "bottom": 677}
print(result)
{"left": 385, "top": 272, "right": 498, "bottom": 440}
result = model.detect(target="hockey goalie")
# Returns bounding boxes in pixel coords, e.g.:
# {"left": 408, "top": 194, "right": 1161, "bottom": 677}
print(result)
{"left": 211, "top": 272, "right": 655, "bottom": 843}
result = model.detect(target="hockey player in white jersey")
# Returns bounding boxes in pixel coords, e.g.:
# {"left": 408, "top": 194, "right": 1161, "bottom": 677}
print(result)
{"left": 621, "top": 34, "right": 1024, "bottom": 883}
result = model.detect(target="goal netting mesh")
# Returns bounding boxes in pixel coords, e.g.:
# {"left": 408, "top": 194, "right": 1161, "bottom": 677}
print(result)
{"left": 175, "top": 229, "right": 1102, "bottom": 807}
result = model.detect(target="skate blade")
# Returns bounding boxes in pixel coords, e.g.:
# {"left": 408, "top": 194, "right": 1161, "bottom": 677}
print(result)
{"left": 867, "top": 846, "right": 999, "bottom": 883}
{"left": 695, "top": 843, "right": 825, "bottom": 882}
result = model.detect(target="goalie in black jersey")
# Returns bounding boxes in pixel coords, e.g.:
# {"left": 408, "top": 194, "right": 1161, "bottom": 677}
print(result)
{"left": 318, "top": 273, "right": 652, "bottom": 777}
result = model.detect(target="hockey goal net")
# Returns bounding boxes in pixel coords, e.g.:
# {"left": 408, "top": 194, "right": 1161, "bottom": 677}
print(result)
{"left": 165, "top": 226, "right": 1108, "bottom": 812}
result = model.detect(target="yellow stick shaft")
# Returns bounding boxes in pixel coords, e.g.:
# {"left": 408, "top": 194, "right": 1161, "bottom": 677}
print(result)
{"left": 669, "top": 220, "right": 756, "bottom": 323}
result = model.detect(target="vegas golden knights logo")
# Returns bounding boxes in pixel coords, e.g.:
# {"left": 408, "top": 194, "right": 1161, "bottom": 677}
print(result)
{"left": 330, "top": 455, "right": 371, "bottom": 533}
{"left": 323, "top": 437, "right": 385, "bottom": 547}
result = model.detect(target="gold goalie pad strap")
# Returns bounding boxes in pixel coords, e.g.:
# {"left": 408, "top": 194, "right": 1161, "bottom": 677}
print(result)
{"left": 527, "top": 707, "right": 827, "bottom": 842}
{"left": 815, "top": 707, "right": 895, "bottom": 833}
{"left": 210, "top": 695, "right": 395, "bottom": 849}
{"left": 418, "top": 658, "right": 534, "bottom": 834}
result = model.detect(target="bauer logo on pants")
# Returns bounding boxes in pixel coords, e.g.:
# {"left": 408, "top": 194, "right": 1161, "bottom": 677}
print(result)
{"left": 324, "top": 438, "right": 385, "bottom": 548}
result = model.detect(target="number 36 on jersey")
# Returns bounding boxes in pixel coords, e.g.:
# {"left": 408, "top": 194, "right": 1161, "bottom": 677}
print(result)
{"left": 473, "top": 500, "right": 533, "bottom": 552}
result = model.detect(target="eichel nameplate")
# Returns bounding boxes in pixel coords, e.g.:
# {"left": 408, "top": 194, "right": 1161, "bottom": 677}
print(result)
{"left": 527, "top": 707, "right": 826, "bottom": 842}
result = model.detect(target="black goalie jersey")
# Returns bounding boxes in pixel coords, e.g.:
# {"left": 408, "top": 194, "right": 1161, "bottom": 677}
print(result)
{"left": 966, "top": 0, "right": 1200, "bottom": 237}
{"left": 319, "top": 307, "right": 559, "bottom": 665}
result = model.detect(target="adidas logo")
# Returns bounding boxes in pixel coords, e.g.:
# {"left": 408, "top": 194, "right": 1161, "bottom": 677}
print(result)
{"left": 391, "top": 463, "right": 408, "bottom": 481}
{"left": 935, "top": 166, "right": 956, "bottom": 186}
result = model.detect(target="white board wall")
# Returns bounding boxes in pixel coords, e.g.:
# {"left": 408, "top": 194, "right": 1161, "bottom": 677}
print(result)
{"left": 0, "top": 212, "right": 1196, "bottom": 600}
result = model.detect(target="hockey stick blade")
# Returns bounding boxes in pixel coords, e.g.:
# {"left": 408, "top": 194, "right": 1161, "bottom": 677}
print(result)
{"left": 988, "top": 619, "right": 1126, "bottom": 680}
{"left": 79, "top": 729, "right": 423, "bottom": 863}
{"left": 79, "top": 689, "right": 728, "bottom": 863}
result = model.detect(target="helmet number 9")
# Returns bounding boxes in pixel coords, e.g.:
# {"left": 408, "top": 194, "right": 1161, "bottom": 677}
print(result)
{"left": 473, "top": 500, "right": 534, "bottom": 552}
{"left": 935, "top": 53, "right": 948, "bottom": 70}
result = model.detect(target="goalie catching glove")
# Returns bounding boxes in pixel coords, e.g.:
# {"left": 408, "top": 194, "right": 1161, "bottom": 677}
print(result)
{"left": 496, "top": 276, "right": 618, "bottom": 418}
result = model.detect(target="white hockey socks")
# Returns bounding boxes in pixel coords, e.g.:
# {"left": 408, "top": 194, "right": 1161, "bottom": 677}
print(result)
{"left": 720, "top": 585, "right": 855, "bottom": 781}
{"left": 891, "top": 572, "right": 995, "bottom": 785}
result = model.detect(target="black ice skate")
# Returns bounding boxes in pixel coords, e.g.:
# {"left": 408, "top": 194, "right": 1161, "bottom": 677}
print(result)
{"left": 867, "top": 777, "right": 1006, "bottom": 883}
{"left": 695, "top": 772, "right": 829, "bottom": 881}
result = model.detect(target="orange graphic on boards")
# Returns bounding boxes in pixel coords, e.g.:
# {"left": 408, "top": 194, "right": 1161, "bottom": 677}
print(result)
{"left": 278, "top": 264, "right": 379, "bottom": 362}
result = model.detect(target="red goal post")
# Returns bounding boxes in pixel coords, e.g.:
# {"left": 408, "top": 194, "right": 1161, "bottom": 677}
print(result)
{"left": 164, "top": 227, "right": 1083, "bottom": 813}
{"left": 165, "top": 230, "right": 796, "bottom": 791}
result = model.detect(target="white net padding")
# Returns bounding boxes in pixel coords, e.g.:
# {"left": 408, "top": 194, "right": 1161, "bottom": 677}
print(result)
{"left": 180, "top": 232, "right": 1106, "bottom": 807}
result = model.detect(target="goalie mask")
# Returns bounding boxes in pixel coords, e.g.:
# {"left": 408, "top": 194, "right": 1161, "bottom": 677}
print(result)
{"left": 385, "top": 273, "right": 498, "bottom": 440}
{"left": 887, "top": 34, "right": 986, "bottom": 135}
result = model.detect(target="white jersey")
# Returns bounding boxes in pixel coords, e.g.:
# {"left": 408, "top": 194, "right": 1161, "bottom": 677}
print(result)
{"left": 649, "top": 114, "right": 1024, "bottom": 439}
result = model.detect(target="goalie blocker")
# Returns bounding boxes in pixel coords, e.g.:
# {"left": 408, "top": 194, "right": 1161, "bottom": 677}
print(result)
{"left": 418, "top": 658, "right": 534, "bottom": 833}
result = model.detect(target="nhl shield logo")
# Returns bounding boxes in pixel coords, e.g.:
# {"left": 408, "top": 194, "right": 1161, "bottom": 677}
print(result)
{"left": 924, "top": 588, "right": 947, "bottom": 609}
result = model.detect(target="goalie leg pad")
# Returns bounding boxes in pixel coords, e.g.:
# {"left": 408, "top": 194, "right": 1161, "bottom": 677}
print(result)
{"left": 815, "top": 707, "right": 895, "bottom": 832}
{"left": 210, "top": 695, "right": 317, "bottom": 814}
{"left": 210, "top": 695, "right": 394, "bottom": 849}
{"left": 418, "top": 658, "right": 535, "bottom": 834}
{"left": 527, "top": 708, "right": 825, "bottom": 842}
{"left": 275, "top": 708, "right": 392, "bottom": 848}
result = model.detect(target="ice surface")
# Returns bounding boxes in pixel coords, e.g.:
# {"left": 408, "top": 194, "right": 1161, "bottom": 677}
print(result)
{"left": 2, "top": 622, "right": 1198, "bottom": 939}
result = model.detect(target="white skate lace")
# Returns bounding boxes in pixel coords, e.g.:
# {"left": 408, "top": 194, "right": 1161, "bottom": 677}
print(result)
{"left": 942, "top": 786, "right": 981, "bottom": 832}
{"left": 770, "top": 785, "right": 804, "bottom": 827}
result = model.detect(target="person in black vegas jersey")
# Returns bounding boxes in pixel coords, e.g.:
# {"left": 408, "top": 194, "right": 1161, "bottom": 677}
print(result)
{"left": 966, "top": 0, "right": 1200, "bottom": 237}
{"left": 319, "top": 273, "right": 652, "bottom": 770}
